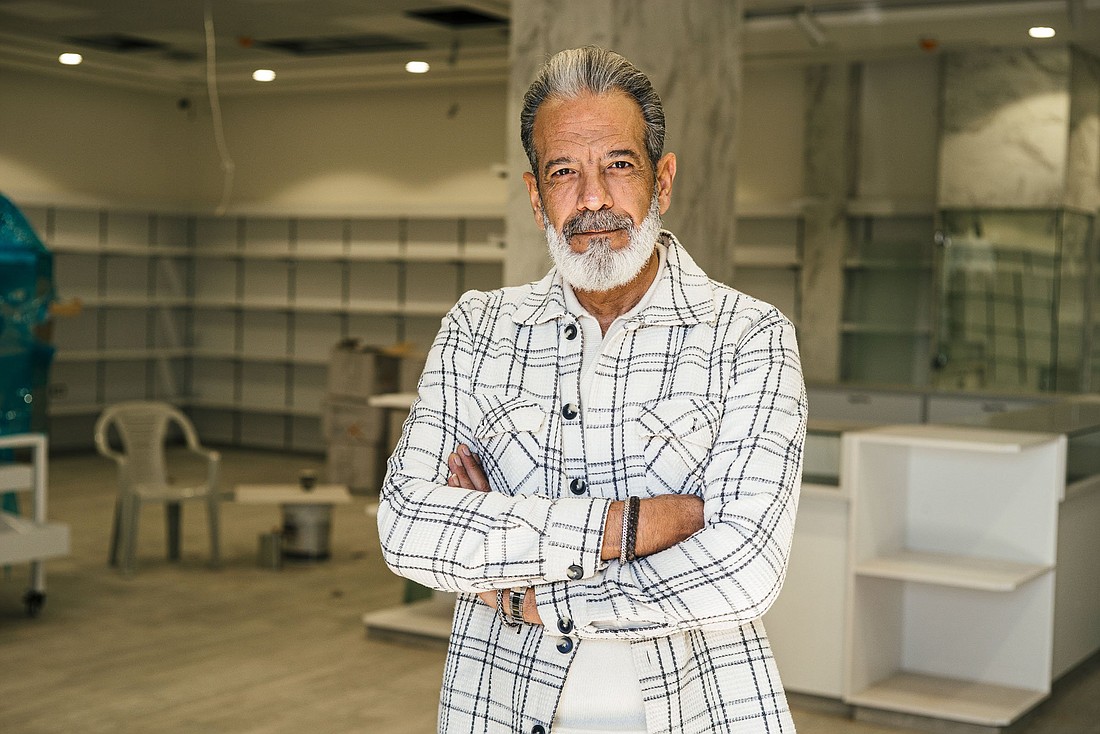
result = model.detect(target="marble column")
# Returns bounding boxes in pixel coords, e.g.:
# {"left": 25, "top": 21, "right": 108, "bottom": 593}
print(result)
{"left": 505, "top": 0, "right": 742, "bottom": 286}
{"left": 798, "top": 63, "right": 859, "bottom": 383}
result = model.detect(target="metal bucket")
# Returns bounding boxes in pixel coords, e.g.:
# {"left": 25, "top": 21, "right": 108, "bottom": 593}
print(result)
{"left": 281, "top": 504, "right": 332, "bottom": 560}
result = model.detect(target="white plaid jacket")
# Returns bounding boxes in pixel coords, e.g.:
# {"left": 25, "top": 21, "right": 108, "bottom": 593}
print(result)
{"left": 378, "top": 232, "right": 806, "bottom": 733}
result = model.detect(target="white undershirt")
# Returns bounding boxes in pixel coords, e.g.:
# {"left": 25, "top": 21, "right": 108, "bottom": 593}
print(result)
{"left": 552, "top": 243, "right": 667, "bottom": 734}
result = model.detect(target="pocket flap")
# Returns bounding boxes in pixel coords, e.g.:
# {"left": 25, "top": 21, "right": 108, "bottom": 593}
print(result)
{"left": 638, "top": 398, "right": 722, "bottom": 447}
{"left": 474, "top": 393, "right": 546, "bottom": 438}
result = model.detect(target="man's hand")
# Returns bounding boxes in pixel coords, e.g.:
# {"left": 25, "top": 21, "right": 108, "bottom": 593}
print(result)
{"left": 447, "top": 444, "right": 490, "bottom": 492}
{"left": 446, "top": 445, "right": 543, "bottom": 625}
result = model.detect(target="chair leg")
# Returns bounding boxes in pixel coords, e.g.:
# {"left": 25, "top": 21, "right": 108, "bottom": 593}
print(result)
{"left": 166, "top": 502, "right": 182, "bottom": 562}
{"left": 207, "top": 497, "right": 221, "bottom": 568}
{"left": 120, "top": 495, "right": 139, "bottom": 575}
{"left": 108, "top": 497, "right": 122, "bottom": 567}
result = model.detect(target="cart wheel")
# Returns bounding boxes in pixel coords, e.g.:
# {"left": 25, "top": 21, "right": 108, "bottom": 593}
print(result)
{"left": 23, "top": 590, "right": 45, "bottom": 618}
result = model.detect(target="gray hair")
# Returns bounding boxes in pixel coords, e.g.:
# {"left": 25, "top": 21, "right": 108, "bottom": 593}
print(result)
{"left": 520, "top": 46, "right": 665, "bottom": 175}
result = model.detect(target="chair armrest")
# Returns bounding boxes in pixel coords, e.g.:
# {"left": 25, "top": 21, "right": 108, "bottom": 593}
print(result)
{"left": 187, "top": 446, "right": 220, "bottom": 464}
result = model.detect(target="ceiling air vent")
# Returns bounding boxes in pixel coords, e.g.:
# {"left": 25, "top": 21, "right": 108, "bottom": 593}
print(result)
{"left": 406, "top": 6, "right": 507, "bottom": 27}
{"left": 258, "top": 34, "right": 426, "bottom": 56}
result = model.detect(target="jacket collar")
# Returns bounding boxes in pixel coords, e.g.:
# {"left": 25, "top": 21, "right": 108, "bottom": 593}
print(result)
{"left": 510, "top": 230, "right": 716, "bottom": 328}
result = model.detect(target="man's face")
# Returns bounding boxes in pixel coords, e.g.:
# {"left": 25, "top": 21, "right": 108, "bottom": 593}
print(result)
{"left": 523, "top": 90, "right": 675, "bottom": 265}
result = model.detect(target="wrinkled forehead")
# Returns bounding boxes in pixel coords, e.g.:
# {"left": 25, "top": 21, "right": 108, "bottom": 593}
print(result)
{"left": 531, "top": 90, "right": 648, "bottom": 162}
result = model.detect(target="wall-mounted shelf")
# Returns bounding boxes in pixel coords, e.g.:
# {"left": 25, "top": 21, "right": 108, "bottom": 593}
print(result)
{"left": 32, "top": 204, "right": 504, "bottom": 452}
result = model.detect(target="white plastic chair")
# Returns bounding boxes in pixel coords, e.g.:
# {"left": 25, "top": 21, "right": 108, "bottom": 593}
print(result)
{"left": 94, "top": 401, "right": 220, "bottom": 574}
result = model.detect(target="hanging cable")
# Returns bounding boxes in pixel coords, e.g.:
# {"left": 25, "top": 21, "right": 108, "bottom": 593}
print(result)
{"left": 204, "top": 1, "right": 235, "bottom": 215}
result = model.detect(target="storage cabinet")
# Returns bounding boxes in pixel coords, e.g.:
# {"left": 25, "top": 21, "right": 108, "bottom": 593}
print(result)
{"left": 843, "top": 425, "right": 1064, "bottom": 727}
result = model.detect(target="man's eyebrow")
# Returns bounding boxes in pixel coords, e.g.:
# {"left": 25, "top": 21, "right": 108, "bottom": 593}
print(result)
{"left": 607, "top": 148, "right": 642, "bottom": 161}
{"left": 542, "top": 156, "right": 575, "bottom": 174}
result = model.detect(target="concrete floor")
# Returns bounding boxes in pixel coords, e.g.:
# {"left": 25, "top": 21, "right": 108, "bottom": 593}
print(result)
{"left": 1, "top": 448, "right": 1098, "bottom": 733}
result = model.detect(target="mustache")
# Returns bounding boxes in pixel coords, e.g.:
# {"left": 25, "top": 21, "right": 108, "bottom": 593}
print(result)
{"left": 561, "top": 209, "right": 635, "bottom": 238}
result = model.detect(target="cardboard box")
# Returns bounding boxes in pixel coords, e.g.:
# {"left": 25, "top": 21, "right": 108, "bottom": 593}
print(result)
{"left": 322, "top": 398, "right": 385, "bottom": 444}
{"left": 326, "top": 441, "right": 385, "bottom": 494}
{"left": 326, "top": 339, "right": 399, "bottom": 400}
{"left": 398, "top": 352, "right": 428, "bottom": 392}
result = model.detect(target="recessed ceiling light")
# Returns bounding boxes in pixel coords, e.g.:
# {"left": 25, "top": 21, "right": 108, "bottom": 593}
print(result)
{"left": 1029, "top": 26, "right": 1056, "bottom": 39}
{"left": 405, "top": 60, "right": 430, "bottom": 74}
{"left": 58, "top": 52, "right": 82, "bottom": 65}
{"left": 252, "top": 69, "right": 276, "bottom": 82}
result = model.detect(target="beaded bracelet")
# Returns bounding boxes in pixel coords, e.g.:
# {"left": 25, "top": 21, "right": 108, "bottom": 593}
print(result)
{"left": 625, "top": 496, "right": 640, "bottom": 562}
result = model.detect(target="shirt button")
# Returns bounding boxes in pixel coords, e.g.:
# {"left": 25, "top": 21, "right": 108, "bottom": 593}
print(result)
{"left": 556, "top": 636, "right": 574, "bottom": 654}
{"left": 569, "top": 477, "right": 587, "bottom": 495}
{"left": 564, "top": 323, "right": 578, "bottom": 340}
{"left": 561, "top": 403, "right": 578, "bottom": 420}
{"left": 566, "top": 564, "right": 583, "bottom": 580}
{"left": 531, "top": 726, "right": 546, "bottom": 734}
{"left": 557, "top": 617, "right": 574, "bottom": 634}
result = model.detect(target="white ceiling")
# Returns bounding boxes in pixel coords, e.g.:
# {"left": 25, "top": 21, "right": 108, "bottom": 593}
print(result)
{"left": 0, "top": 0, "right": 1098, "bottom": 93}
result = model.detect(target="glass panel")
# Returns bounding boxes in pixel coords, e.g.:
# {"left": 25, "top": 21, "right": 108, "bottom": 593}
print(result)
{"left": 933, "top": 209, "right": 1094, "bottom": 393}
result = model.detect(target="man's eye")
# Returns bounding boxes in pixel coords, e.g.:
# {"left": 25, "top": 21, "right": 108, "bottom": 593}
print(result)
{"left": 549, "top": 168, "right": 574, "bottom": 178}
{"left": 609, "top": 161, "right": 632, "bottom": 169}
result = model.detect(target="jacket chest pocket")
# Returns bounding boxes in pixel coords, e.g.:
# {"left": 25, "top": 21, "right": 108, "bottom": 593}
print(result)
{"left": 636, "top": 397, "right": 722, "bottom": 493}
{"left": 473, "top": 392, "right": 549, "bottom": 495}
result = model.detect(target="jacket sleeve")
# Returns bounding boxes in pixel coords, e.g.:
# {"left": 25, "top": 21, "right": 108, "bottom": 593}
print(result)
{"left": 376, "top": 292, "right": 612, "bottom": 594}
{"left": 533, "top": 314, "right": 807, "bottom": 639}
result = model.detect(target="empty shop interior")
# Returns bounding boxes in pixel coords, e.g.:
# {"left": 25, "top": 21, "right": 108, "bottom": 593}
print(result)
{"left": 2, "top": 1, "right": 1100, "bottom": 733}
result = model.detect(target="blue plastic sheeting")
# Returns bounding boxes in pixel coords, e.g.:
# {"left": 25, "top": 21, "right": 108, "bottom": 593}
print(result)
{"left": 0, "top": 193, "right": 55, "bottom": 439}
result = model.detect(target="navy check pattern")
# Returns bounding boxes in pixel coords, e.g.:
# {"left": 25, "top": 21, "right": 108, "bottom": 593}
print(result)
{"left": 377, "top": 232, "right": 807, "bottom": 733}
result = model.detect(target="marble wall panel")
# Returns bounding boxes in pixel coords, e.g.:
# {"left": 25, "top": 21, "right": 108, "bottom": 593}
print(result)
{"left": 938, "top": 48, "right": 1071, "bottom": 209}
{"left": 1067, "top": 48, "right": 1100, "bottom": 213}
{"left": 505, "top": 0, "right": 742, "bottom": 286}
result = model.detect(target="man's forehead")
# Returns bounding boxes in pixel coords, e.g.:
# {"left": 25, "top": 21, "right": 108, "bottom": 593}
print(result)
{"left": 533, "top": 90, "right": 646, "bottom": 154}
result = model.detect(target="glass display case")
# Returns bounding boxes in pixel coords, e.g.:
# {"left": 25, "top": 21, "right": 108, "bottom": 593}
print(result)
{"left": 932, "top": 209, "right": 1095, "bottom": 393}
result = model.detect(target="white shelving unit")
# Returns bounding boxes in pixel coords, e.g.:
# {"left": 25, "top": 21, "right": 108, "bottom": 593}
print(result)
{"left": 27, "top": 204, "right": 505, "bottom": 453}
{"left": 0, "top": 433, "right": 70, "bottom": 616}
{"left": 732, "top": 206, "right": 803, "bottom": 326}
{"left": 764, "top": 421, "right": 851, "bottom": 698}
{"left": 843, "top": 424, "right": 1065, "bottom": 727}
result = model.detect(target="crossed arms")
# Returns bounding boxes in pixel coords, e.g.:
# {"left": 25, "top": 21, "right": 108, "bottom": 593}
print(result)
{"left": 446, "top": 444, "right": 704, "bottom": 625}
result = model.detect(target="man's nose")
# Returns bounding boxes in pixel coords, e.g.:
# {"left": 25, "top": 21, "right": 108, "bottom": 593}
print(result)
{"left": 578, "top": 172, "right": 612, "bottom": 211}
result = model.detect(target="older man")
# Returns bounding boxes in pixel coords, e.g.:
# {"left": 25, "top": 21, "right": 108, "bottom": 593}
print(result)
{"left": 378, "top": 46, "right": 806, "bottom": 734}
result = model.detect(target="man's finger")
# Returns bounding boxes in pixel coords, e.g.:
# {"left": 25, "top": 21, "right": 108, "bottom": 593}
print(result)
{"left": 448, "top": 452, "right": 476, "bottom": 490}
{"left": 457, "top": 445, "right": 491, "bottom": 492}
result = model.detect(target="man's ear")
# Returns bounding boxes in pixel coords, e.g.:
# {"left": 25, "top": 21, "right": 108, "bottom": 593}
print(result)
{"left": 523, "top": 171, "right": 547, "bottom": 230}
{"left": 655, "top": 153, "right": 676, "bottom": 215}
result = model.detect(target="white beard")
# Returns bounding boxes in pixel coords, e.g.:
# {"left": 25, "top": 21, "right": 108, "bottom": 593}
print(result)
{"left": 543, "top": 194, "right": 662, "bottom": 293}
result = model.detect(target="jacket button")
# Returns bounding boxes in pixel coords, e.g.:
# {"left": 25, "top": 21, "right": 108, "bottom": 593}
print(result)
{"left": 532, "top": 726, "right": 546, "bottom": 734}
{"left": 566, "top": 564, "right": 583, "bottom": 580}
{"left": 561, "top": 403, "right": 578, "bottom": 420}
{"left": 556, "top": 636, "right": 574, "bottom": 654}
{"left": 564, "top": 323, "right": 578, "bottom": 340}
{"left": 557, "top": 617, "right": 574, "bottom": 634}
{"left": 569, "top": 477, "right": 587, "bottom": 495}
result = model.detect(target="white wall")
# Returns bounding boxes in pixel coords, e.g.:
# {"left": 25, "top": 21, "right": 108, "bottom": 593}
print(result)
{"left": 737, "top": 63, "right": 806, "bottom": 209}
{"left": 0, "top": 69, "right": 204, "bottom": 209}
{"left": 0, "top": 67, "right": 508, "bottom": 216}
